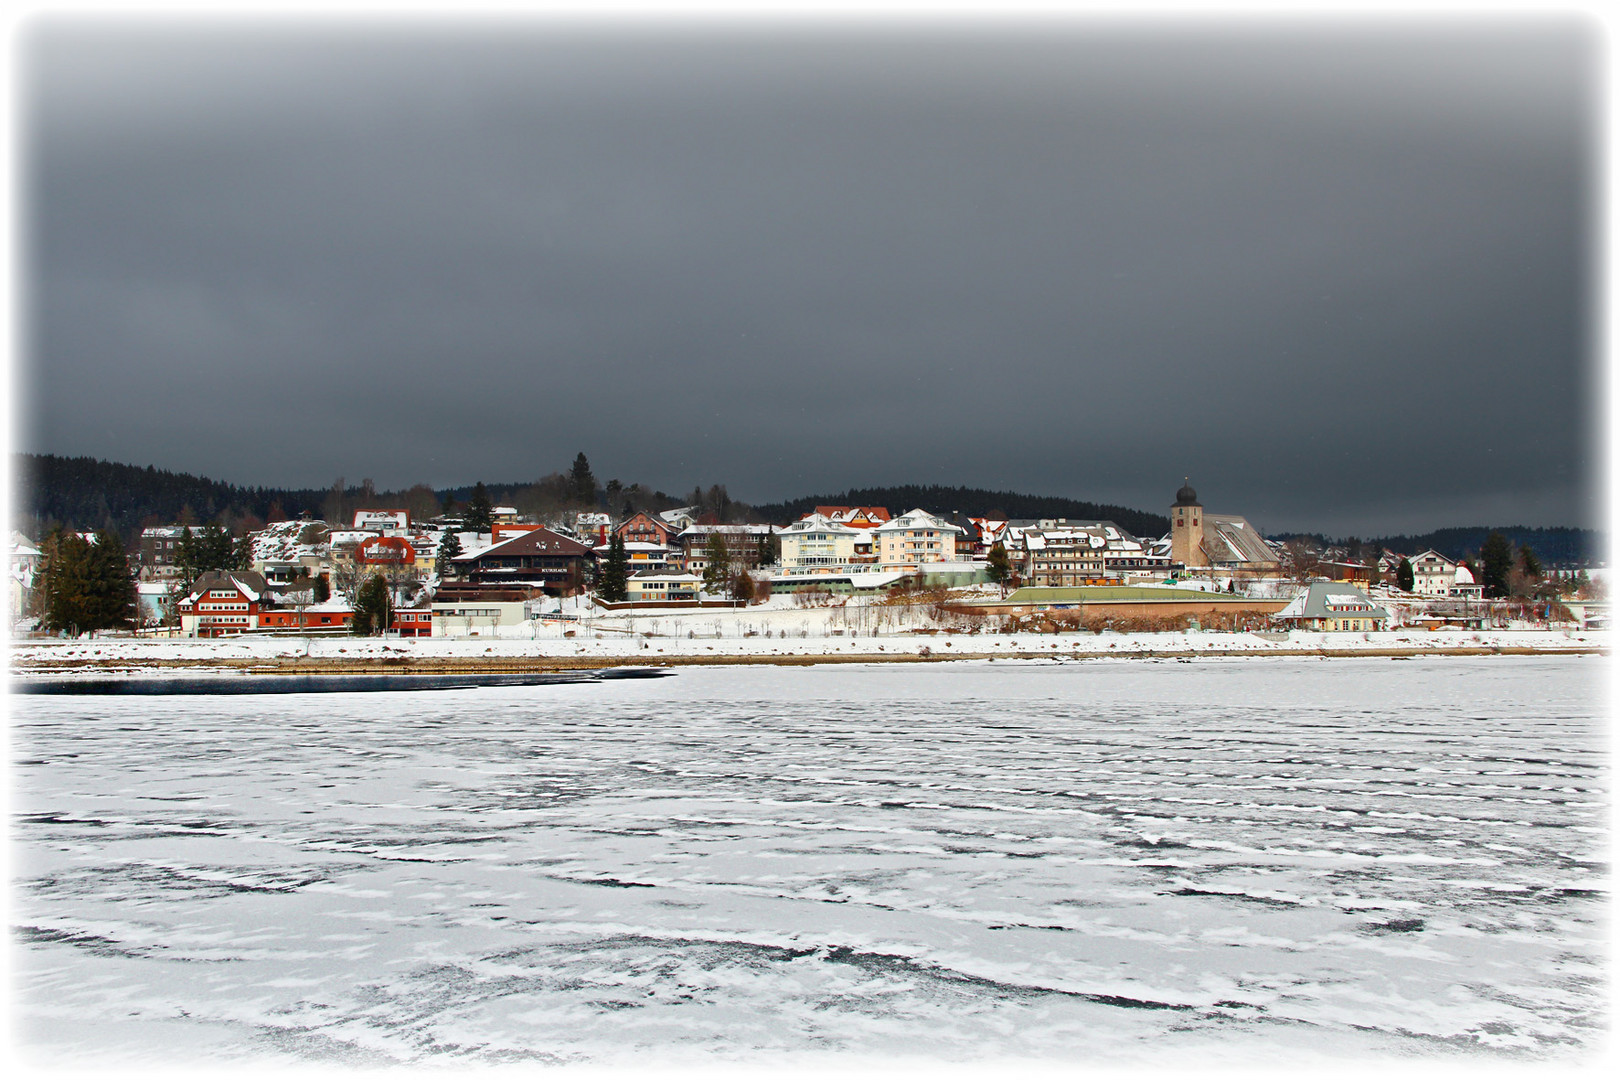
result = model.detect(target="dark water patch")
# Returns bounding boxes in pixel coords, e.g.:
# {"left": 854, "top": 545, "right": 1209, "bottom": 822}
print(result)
{"left": 1167, "top": 888, "right": 1304, "bottom": 908}
{"left": 253, "top": 1025, "right": 402, "bottom": 1067}
{"left": 816, "top": 945, "right": 1196, "bottom": 1010}
{"left": 14, "top": 924, "right": 160, "bottom": 959}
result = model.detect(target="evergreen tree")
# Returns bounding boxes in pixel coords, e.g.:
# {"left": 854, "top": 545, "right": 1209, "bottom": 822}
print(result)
{"left": 313, "top": 575, "right": 331, "bottom": 603}
{"left": 1480, "top": 532, "right": 1514, "bottom": 598}
{"left": 1396, "top": 557, "right": 1415, "bottom": 592}
{"left": 352, "top": 575, "right": 392, "bottom": 636}
{"left": 570, "top": 453, "right": 597, "bottom": 506}
{"left": 173, "top": 522, "right": 244, "bottom": 594}
{"left": 464, "top": 482, "right": 494, "bottom": 533}
{"left": 986, "top": 542, "right": 1012, "bottom": 591}
{"left": 42, "top": 528, "right": 135, "bottom": 634}
{"left": 1518, "top": 543, "right": 1542, "bottom": 580}
{"left": 598, "top": 532, "right": 629, "bottom": 602}
{"left": 701, "top": 533, "right": 732, "bottom": 593}
{"left": 436, "top": 529, "right": 463, "bottom": 577}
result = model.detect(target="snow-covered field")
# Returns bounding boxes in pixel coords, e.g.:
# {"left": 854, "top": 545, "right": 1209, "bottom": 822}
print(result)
{"left": 10, "top": 657, "right": 1607, "bottom": 1071}
{"left": 8, "top": 622, "right": 1605, "bottom": 672}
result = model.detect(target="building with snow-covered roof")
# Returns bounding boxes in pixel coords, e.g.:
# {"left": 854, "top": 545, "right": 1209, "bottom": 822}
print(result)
{"left": 615, "top": 511, "right": 676, "bottom": 548}
{"left": 1018, "top": 519, "right": 1170, "bottom": 586}
{"left": 1272, "top": 583, "right": 1390, "bottom": 631}
{"left": 874, "top": 509, "right": 964, "bottom": 572}
{"left": 624, "top": 570, "right": 703, "bottom": 603}
{"left": 659, "top": 507, "right": 699, "bottom": 531}
{"left": 679, "top": 524, "right": 778, "bottom": 578}
{"left": 453, "top": 527, "right": 594, "bottom": 592}
{"left": 1169, "top": 480, "right": 1280, "bottom": 575}
{"left": 11, "top": 532, "right": 42, "bottom": 623}
{"left": 1448, "top": 563, "right": 1482, "bottom": 598}
{"left": 1409, "top": 550, "right": 1461, "bottom": 595}
{"left": 574, "top": 513, "right": 612, "bottom": 546}
{"left": 351, "top": 509, "right": 410, "bottom": 533}
{"left": 811, "top": 506, "right": 891, "bottom": 529}
{"left": 177, "top": 570, "right": 270, "bottom": 637}
{"left": 248, "top": 519, "right": 331, "bottom": 584}
{"left": 778, "top": 514, "right": 869, "bottom": 573}
{"left": 138, "top": 525, "right": 209, "bottom": 580}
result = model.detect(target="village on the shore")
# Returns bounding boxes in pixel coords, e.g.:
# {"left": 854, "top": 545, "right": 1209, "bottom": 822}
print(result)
{"left": 10, "top": 477, "right": 1607, "bottom": 644}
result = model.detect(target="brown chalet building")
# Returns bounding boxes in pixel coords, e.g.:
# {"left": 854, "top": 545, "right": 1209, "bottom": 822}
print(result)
{"left": 451, "top": 527, "right": 594, "bottom": 592}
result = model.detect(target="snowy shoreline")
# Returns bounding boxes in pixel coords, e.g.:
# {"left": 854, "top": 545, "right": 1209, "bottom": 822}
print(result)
{"left": 9, "top": 627, "right": 1606, "bottom": 676}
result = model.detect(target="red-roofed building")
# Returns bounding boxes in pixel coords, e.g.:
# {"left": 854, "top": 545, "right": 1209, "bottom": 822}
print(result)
{"left": 811, "top": 506, "right": 891, "bottom": 529}
{"left": 354, "top": 535, "right": 416, "bottom": 567}
{"left": 614, "top": 512, "right": 675, "bottom": 547}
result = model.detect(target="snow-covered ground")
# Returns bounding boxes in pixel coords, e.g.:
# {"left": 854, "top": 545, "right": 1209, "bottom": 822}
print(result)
{"left": 10, "top": 658, "right": 1607, "bottom": 1070}
{"left": 8, "top": 603, "right": 1605, "bottom": 673}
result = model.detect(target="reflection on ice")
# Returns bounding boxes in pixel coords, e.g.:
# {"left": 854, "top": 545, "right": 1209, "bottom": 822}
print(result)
{"left": 11, "top": 657, "right": 1606, "bottom": 1068}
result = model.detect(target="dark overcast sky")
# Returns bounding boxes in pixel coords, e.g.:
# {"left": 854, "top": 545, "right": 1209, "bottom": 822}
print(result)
{"left": 16, "top": 15, "right": 1602, "bottom": 536}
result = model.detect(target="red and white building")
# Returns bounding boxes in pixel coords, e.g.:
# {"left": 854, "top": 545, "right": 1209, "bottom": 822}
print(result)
{"left": 177, "top": 571, "right": 270, "bottom": 637}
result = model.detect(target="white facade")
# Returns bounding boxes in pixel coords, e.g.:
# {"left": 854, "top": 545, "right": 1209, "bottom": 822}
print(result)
{"left": 625, "top": 572, "right": 702, "bottom": 602}
{"left": 430, "top": 600, "right": 530, "bottom": 636}
{"left": 778, "top": 514, "right": 866, "bottom": 572}
{"left": 1409, "top": 550, "right": 1458, "bottom": 595}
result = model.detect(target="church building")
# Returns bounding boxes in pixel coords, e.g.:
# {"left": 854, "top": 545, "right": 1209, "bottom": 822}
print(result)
{"left": 1169, "top": 479, "right": 1281, "bottom": 576}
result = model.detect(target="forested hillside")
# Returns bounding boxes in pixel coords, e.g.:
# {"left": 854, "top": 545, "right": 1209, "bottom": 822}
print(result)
{"left": 13, "top": 455, "right": 328, "bottom": 543}
{"left": 1365, "top": 526, "right": 1603, "bottom": 567}
{"left": 16, "top": 454, "right": 1598, "bottom": 565}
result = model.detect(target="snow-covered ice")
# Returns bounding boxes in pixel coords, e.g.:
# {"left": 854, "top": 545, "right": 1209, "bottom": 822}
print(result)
{"left": 9, "top": 656, "right": 1607, "bottom": 1069}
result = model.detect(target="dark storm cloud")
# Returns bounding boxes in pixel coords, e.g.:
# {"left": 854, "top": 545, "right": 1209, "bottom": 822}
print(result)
{"left": 19, "top": 17, "right": 1600, "bottom": 534}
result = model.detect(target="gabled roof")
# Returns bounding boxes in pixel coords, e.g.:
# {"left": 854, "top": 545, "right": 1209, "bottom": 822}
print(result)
{"left": 184, "top": 569, "right": 269, "bottom": 605}
{"left": 813, "top": 506, "right": 891, "bottom": 525}
{"left": 1274, "top": 582, "right": 1389, "bottom": 621}
{"left": 455, "top": 527, "right": 593, "bottom": 560}
{"left": 873, "top": 508, "right": 964, "bottom": 534}
{"left": 1201, "top": 515, "right": 1279, "bottom": 566}
{"left": 781, "top": 513, "right": 862, "bottom": 536}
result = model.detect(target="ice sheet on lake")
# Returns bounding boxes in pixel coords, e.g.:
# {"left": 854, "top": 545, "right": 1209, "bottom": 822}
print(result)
{"left": 10, "top": 656, "right": 1607, "bottom": 1069}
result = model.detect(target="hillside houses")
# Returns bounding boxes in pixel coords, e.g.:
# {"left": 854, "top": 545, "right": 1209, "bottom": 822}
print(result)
{"left": 24, "top": 472, "right": 1596, "bottom": 639}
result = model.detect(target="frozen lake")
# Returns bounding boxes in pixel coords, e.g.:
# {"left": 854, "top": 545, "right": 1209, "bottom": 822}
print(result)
{"left": 10, "top": 657, "right": 1608, "bottom": 1069}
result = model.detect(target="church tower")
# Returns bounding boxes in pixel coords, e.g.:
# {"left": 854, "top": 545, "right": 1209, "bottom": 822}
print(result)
{"left": 1170, "top": 478, "right": 1205, "bottom": 568}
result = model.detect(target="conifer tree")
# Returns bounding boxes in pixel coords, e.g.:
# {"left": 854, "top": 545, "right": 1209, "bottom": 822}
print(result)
{"left": 42, "top": 528, "right": 135, "bottom": 634}
{"left": 598, "top": 532, "right": 629, "bottom": 602}
{"left": 463, "top": 482, "right": 494, "bottom": 533}
{"left": 436, "top": 529, "right": 463, "bottom": 578}
{"left": 986, "top": 541, "right": 1012, "bottom": 592}
{"left": 701, "top": 533, "right": 731, "bottom": 594}
{"left": 1396, "top": 557, "right": 1415, "bottom": 592}
{"left": 352, "top": 575, "right": 392, "bottom": 636}
{"left": 570, "top": 453, "right": 597, "bottom": 506}
{"left": 1518, "top": 544, "right": 1542, "bottom": 580}
{"left": 1480, "top": 532, "right": 1514, "bottom": 598}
